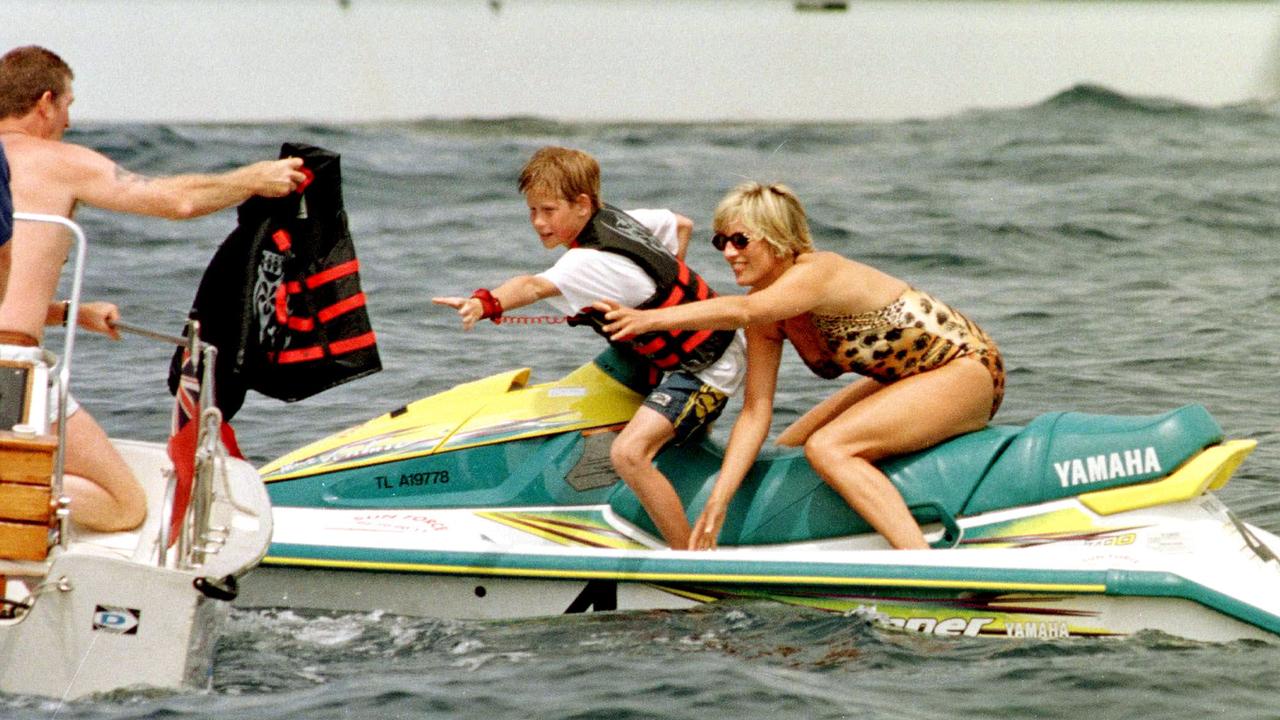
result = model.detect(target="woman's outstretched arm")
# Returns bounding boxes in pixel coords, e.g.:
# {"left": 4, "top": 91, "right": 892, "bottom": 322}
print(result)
{"left": 595, "top": 253, "right": 835, "bottom": 338}
{"left": 688, "top": 324, "right": 784, "bottom": 550}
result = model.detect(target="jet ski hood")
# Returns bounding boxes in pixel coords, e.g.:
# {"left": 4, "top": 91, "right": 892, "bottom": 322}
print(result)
{"left": 260, "top": 357, "right": 643, "bottom": 483}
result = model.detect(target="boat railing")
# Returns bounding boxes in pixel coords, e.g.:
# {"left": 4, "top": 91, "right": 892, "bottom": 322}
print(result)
{"left": 190, "top": 336, "right": 229, "bottom": 568}
{"left": 9, "top": 213, "right": 231, "bottom": 572}
{"left": 156, "top": 319, "right": 235, "bottom": 572}
{"left": 10, "top": 212, "right": 87, "bottom": 552}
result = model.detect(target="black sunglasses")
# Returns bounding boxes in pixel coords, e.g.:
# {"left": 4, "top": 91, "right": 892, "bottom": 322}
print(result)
{"left": 711, "top": 232, "right": 752, "bottom": 251}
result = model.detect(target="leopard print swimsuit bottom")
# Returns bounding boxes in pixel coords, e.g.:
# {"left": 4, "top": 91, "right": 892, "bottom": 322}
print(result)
{"left": 808, "top": 288, "right": 1005, "bottom": 417}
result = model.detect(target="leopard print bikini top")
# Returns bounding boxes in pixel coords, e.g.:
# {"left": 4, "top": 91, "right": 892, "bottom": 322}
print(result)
{"left": 792, "top": 287, "right": 1005, "bottom": 415}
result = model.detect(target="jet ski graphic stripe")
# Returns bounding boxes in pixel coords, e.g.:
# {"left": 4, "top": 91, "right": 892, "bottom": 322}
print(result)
{"left": 477, "top": 511, "right": 649, "bottom": 550}
{"left": 263, "top": 545, "right": 1109, "bottom": 592}
{"left": 475, "top": 512, "right": 642, "bottom": 549}
{"left": 260, "top": 546, "right": 1280, "bottom": 635}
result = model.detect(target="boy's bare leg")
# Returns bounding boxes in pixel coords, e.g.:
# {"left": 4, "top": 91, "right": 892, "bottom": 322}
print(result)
{"left": 610, "top": 407, "right": 688, "bottom": 548}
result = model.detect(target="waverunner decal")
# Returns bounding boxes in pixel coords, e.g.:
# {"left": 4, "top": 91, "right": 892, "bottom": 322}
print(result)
{"left": 1003, "top": 621, "right": 1071, "bottom": 639}
{"left": 346, "top": 512, "right": 449, "bottom": 534}
{"left": 655, "top": 586, "right": 1114, "bottom": 638}
{"left": 440, "top": 411, "right": 583, "bottom": 450}
{"left": 962, "top": 526, "right": 1145, "bottom": 550}
{"left": 781, "top": 591, "right": 1115, "bottom": 638}
{"left": 1053, "top": 446, "right": 1161, "bottom": 488}
{"left": 478, "top": 511, "right": 649, "bottom": 550}
{"left": 956, "top": 508, "right": 1128, "bottom": 549}
{"left": 263, "top": 425, "right": 446, "bottom": 479}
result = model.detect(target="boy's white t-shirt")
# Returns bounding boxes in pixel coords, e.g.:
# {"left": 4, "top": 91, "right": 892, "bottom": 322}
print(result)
{"left": 537, "top": 208, "right": 746, "bottom": 395}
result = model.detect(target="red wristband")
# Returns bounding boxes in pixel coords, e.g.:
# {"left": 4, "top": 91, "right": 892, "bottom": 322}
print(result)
{"left": 471, "top": 288, "right": 503, "bottom": 323}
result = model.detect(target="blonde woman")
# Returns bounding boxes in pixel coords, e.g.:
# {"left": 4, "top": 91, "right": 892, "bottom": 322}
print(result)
{"left": 598, "top": 182, "right": 1004, "bottom": 550}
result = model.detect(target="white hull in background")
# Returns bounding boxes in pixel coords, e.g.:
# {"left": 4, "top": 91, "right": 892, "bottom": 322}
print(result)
{"left": 5, "top": 0, "right": 1280, "bottom": 124}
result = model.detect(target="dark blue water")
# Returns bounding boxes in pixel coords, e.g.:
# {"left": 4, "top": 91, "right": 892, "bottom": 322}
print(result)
{"left": 5, "top": 85, "right": 1280, "bottom": 718}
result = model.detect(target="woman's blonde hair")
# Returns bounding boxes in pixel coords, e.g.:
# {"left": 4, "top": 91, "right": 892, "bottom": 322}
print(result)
{"left": 713, "top": 182, "right": 813, "bottom": 257}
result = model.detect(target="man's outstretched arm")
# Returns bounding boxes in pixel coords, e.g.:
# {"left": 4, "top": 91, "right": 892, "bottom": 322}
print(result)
{"left": 67, "top": 144, "right": 306, "bottom": 219}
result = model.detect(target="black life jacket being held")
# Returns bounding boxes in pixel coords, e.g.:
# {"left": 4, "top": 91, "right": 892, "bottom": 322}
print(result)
{"left": 567, "top": 205, "right": 734, "bottom": 374}
{"left": 169, "top": 143, "right": 380, "bottom": 419}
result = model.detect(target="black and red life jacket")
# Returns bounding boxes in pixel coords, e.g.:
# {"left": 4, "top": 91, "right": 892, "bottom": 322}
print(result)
{"left": 567, "top": 205, "right": 734, "bottom": 374}
{"left": 169, "top": 143, "right": 380, "bottom": 419}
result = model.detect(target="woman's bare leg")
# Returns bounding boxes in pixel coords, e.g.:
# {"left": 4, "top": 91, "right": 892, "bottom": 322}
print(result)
{"left": 776, "top": 376, "right": 883, "bottom": 447}
{"left": 803, "top": 358, "right": 994, "bottom": 549}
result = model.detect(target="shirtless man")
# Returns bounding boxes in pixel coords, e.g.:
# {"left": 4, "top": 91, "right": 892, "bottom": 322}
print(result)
{"left": 0, "top": 45, "right": 306, "bottom": 532}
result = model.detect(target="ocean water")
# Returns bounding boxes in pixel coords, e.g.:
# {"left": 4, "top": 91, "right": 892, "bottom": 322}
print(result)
{"left": 5, "top": 85, "right": 1280, "bottom": 718}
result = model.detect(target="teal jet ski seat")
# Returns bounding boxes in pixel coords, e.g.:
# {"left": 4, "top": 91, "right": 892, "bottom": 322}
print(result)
{"left": 614, "top": 404, "right": 1224, "bottom": 546}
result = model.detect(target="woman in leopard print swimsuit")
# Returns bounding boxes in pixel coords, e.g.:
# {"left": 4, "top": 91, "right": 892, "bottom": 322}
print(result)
{"left": 599, "top": 181, "right": 1003, "bottom": 550}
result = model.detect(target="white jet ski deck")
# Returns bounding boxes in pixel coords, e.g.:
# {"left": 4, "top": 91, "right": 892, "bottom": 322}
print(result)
{"left": 247, "top": 348, "right": 1280, "bottom": 642}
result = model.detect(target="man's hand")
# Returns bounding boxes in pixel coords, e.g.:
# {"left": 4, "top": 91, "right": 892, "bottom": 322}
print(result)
{"left": 432, "top": 296, "right": 484, "bottom": 331}
{"left": 243, "top": 158, "right": 308, "bottom": 198}
{"left": 77, "top": 301, "right": 122, "bottom": 340}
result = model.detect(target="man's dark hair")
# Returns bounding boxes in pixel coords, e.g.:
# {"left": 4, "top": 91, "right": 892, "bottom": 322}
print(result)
{"left": 0, "top": 46, "right": 74, "bottom": 120}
